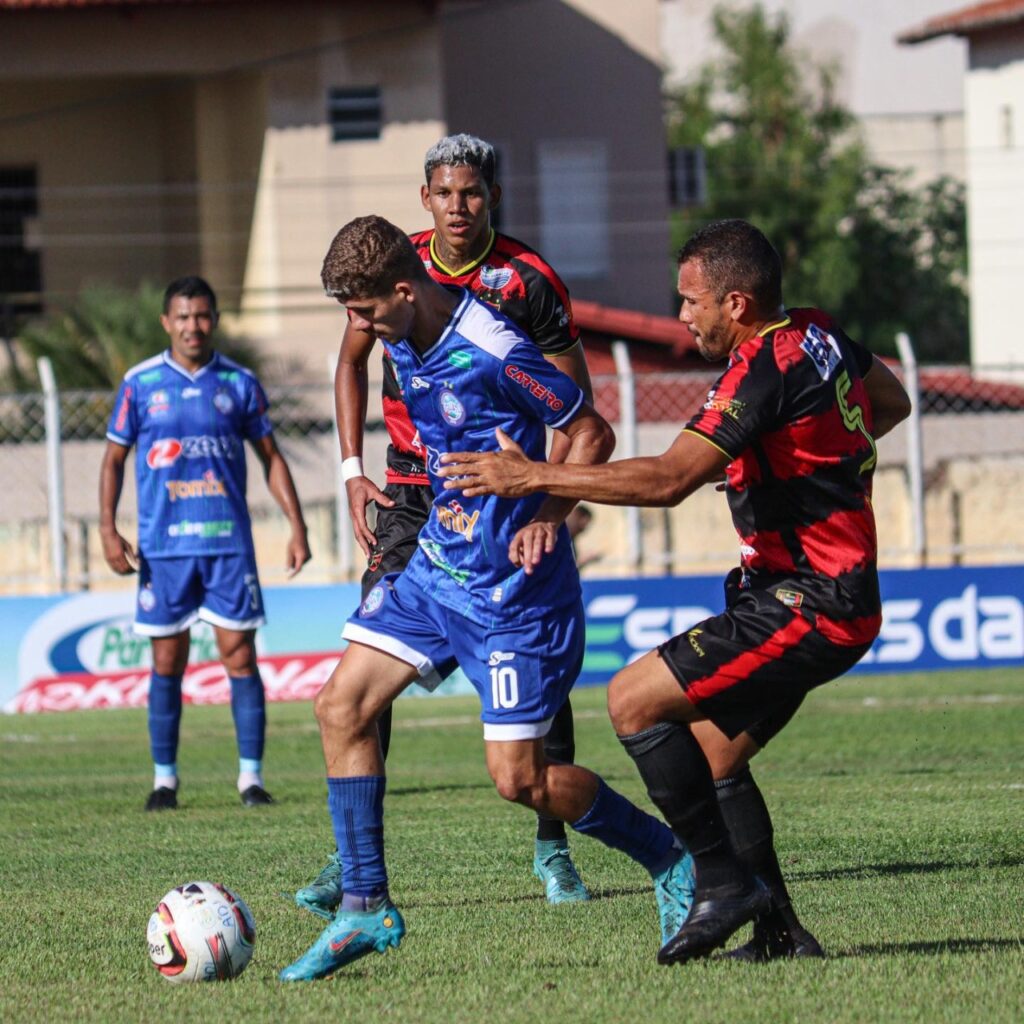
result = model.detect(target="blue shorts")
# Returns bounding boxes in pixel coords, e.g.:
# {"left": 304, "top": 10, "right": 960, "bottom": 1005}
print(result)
{"left": 342, "top": 572, "right": 584, "bottom": 740}
{"left": 134, "top": 552, "right": 266, "bottom": 637}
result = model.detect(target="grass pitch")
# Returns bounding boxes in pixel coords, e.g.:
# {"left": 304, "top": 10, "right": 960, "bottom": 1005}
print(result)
{"left": 1, "top": 669, "right": 1022, "bottom": 1023}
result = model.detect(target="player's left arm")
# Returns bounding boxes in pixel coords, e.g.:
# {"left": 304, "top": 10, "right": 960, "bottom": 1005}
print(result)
{"left": 505, "top": 403, "right": 614, "bottom": 573}
{"left": 441, "top": 425, "right": 729, "bottom": 509}
{"left": 544, "top": 344, "right": 594, "bottom": 465}
{"left": 250, "top": 433, "right": 312, "bottom": 577}
{"left": 863, "top": 355, "right": 911, "bottom": 439}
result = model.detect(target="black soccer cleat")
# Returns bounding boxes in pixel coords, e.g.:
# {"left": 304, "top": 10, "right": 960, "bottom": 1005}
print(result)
{"left": 145, "top": 786, "right": 178, "bottom": 812}
{"left": 657, "top": 877, "right": 771, "bottom": 965}
{"left": 725, "top": 920, "right": 826, "bottom": 963}
{"left": 240, "top": 784, "right": 275, "bottom": 807}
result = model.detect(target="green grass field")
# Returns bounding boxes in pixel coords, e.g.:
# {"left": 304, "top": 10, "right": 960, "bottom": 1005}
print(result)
{"left": 2, "top": 669, "right": 1022, "bottom": 1023}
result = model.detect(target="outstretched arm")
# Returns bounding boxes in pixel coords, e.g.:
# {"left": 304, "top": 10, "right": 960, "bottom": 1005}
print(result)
{"left": 441, "top": 426, "right": 729, "bottom": 509}
{"left": 334, "top": 320, "right": 395, "bottom": 557}
{"left": 251, "top": 434, "right": 311, "bottom": 577}
{"left": 98, "top": 440, "right": 138, "bottom": 575}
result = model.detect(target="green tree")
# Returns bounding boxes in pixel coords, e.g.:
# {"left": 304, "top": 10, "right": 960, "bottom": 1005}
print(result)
{"left": 3, "top": 281, "right": 263, "bottom": 390}
{"left": 668, "top": 4, "right": 968, "bottom": 362}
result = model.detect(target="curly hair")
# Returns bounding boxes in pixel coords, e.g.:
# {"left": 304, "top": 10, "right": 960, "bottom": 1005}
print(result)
{"left": 321, "top": 216, "right": 426, "bottom": 300}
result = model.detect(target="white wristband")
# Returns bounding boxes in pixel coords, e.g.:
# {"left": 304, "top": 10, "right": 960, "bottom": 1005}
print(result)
{"left": 341, "top": 456, "right": 364, "bottom": 482}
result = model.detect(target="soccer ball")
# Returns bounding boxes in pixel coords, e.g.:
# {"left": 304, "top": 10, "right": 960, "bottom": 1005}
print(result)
{"left": 147, "top": 881, "right": 256, "bottom": 983}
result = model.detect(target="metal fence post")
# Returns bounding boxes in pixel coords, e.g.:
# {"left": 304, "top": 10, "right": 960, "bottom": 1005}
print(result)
{"left": 37, "top": 356, "right": 67, "bottom": 591}
{"left": 327, "top": 354, "right": 353, "bottom": 580}
{"left": 611, "top": 340, "right": 642, "bottom": 570}
{"left": 895, "top": 332, "right": 926, "bottom": 566}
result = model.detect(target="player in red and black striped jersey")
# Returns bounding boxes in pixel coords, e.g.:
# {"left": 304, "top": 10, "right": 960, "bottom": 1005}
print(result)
{"left": 440, "top": 220, "right": 912, "bottom": 965}
{"left": 297, "top": 134, "right": 593, "bottom": 916}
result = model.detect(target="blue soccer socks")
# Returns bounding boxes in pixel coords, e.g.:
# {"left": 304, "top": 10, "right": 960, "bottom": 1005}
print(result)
{"left": 147, "top": 672, "right": 183, "bottom": 768}
{"left": 327, "top": 776, "right": 388, "bottom": 899}
{"left": 229, "top": 672, "right": 266, "bottom": 761}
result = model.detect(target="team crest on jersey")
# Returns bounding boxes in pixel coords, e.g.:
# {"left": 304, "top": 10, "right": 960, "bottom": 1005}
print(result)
{"left": 438, "top": 389, "right": 466, "bottom": 425}
{"left": 138, "top": 587, "right": 156, "bottom": 612}
{"left": 480, "top": 265, "right": 514, "bottom": 290}
{"left": 213, "top": 389, "right": 235, "bottom": 415}
{"left": 801, "top": 323, "right": 842, "bottom": 381}
{"left": 360, "top": 585, "right": 385, "bottom": 617}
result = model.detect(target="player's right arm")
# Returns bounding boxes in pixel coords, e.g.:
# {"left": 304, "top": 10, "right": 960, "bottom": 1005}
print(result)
{"left": 334, "top": 320, "right": 395, "bottom": 556}
{"left": 99, "top": 440, "right": 138, "bottom": 575}
{"left": 863, "top": 355, "right": 911, "bottom": 439}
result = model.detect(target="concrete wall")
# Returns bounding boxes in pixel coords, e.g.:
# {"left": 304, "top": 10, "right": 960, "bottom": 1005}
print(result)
{"left": 963, "top": 26, "right": 1024, "bottom": 369}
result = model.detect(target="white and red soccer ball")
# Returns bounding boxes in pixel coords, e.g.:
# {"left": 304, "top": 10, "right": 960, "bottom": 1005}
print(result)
{"left": 147, "top": 881, "right": 255, "bottom": 983}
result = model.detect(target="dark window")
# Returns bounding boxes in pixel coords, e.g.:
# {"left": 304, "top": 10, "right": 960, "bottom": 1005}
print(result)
{"left": 0, "top": 166, "right": 42, "bottom": 316}
{"left": 668, "top": 146, "right": 706, "bottom": 207}
{"left": 328, "top": 86, "right": 382, "bottom": 142}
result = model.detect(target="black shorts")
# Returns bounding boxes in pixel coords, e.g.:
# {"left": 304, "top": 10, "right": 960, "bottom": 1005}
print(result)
{"left": 361, "top": 482, "right": 433, "bottom": 598}
{"left": 657, "top": 578, "right": 872, "bottom": 746}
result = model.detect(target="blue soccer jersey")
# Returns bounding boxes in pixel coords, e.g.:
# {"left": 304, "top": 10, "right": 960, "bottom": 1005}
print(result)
{"left": 380, "top": 289, "right": 586, "bottom": 626}
{"left": 106, "top": 350, "right": 273, "bottom": 558}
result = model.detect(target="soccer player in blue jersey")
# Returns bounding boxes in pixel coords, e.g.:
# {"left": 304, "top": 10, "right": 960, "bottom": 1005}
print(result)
{"left": 99, "top": 276, "right": 311, "bottom": 811}
{"left": 278, "top": 216, "right": 695, "bottom": 982}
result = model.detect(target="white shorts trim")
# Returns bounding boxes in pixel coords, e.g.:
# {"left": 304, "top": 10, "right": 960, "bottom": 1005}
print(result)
{"left": 342, "top": 622, "right": 436, "bottom": 679}
{"left": 197, "top": 606, "right": 266, "bottom": 632}
{"left": 482, "top": 717, "right": 554, "bottom": 741}
{"left": 133, "top": 611, "right": 200, "bottom": 637}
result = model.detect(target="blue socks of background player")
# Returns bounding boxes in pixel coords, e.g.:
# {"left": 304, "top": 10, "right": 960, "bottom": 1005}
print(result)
{"left": 148, "top": 672, "right": 183, "bottom": 784}
{"left": 327, "top": 776, "right": 389, "bottom": 905}
{"left": 571, "top": 777, "right": 677, "bottom": 873}
{"left": 229, "top": 672, "right": 266, "bottom": 760}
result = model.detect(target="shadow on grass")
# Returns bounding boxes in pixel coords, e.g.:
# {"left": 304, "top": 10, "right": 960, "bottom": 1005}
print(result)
{"left": 793, "top": 854, "right": 1024, "bottom": 882}
{"left": 836, "top": 937, "right": 1023, "bottom": 958}
{"left": 387, "top": 781, "right": 493, "bottom": 798}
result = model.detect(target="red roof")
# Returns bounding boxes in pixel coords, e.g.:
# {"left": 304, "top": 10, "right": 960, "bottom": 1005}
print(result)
{"left": 899, "top": 0, "right": 1024, "bottom": 43}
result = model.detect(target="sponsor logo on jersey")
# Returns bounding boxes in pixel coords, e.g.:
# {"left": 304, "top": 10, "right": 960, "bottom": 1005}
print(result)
{"left": 488, "top": 650, "right": 515, "bottom": 667}
{"left": 140, "top": 370, "right": 161, "bottom": 384}
{"left": 213, "top": 389, "right": 235, "bottom": 415}
{"left": 167, "top": 519, "right": 235, "bottom": 538}
{"left": 411, "top": 376, "right": 431, "bottom": 390}
{"left": 360, "top": 585, "right": 385, "bottom": 617}
{"left": 480, "top": 265, "right": 514, "bottom": 290}
{"left": 164, "top": 471, "right": 227, "bottom": 502}
{"left": 556, "top": 306, "right": 570, "bottom": 328}
{"left": 504, "top": 365, "right": 565, "bottom": 412}
{"left": 418, "top": 539, "right": 471, "bottom": 584}
{"left": 114, "top": 387, "right": 133, "bottom": 433}
{"left": 448, "top": 350, "right": 472, "bottom": 369}
{"left": 702, "top": 388, "right": 745, "bottom": 420}
{"left": 438, "top": 389, "right": 466, "bottom": 426}
{"left": 437, "top": 498, "right": 480, "bottom": 542}
{"left": 146, "top": 438, "right": 183, "bottom": 469}
{"left": 138, "top": 587, "right": 156, "bottom": 612}
{"left": 801, "top": 322, "right": 842, "bottom": 381}
{"left": 147, "top": 390, "right": 171, "bottom": 418}
{"left": 181, "top": 386, "right": 202, "bottom": 399}
{"left": 687, "top": 628, "right": 706, "bottom": 657}
{"left": 775, "top": 588, "right": 804, "bottom": 609}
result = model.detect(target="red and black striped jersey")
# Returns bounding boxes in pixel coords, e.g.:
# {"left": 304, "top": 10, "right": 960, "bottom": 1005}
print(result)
{"left": 684, "top": 308, "right": 881, "bottom": 646}
{"left": 381, "top": 229, "right": 579, "bottom": 484}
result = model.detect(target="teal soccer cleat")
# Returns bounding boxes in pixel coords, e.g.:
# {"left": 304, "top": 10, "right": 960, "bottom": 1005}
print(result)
{"left": 294, "top": 853, "right": 343, "bottom": 921}
{"left": 651, "top": 848, "right": 696, "bottom": 945}
{"left": 533, "top": 840, "right": 591, "bottom": 904}
{"left": 279, "top": 901, "right": 406, "bottom": 982}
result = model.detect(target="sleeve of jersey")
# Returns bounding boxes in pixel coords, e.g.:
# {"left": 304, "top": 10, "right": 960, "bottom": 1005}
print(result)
{"left": 519, "top": 260, "right": 580, "bottom": 355}
{"left": 242, "top": 377, "right": 274, "bottom": 440}
{"left": 683, "top": 343, "right": 783, "bottom": 460}
{"left": 498, "top": 343, "right": 585, "bottom": 430}
{"left": 105, "top": 378, "right": 137, "bottom": 447}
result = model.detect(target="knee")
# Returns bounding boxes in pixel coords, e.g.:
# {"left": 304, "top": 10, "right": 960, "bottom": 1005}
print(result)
{"left": 313, "top": 680, "right": 373, "bottom": 739}
{"left": 489, "top": 763, "right": 543, "bottom": 808}
{"left": 607, "top": 670, "right": 649, "bottom": 735}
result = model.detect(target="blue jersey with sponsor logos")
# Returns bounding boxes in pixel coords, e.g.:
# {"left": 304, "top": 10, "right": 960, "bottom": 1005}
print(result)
{"left": 378, "top": 289, "right": 585, "bottom": 627}
{"left": 106, "top": 350, "right": 273, "bottom": 558}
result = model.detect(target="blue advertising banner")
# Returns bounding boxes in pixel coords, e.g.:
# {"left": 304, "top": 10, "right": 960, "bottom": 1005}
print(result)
{"left": 1, "top": 566, "right": 1020, "bottom": 713}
